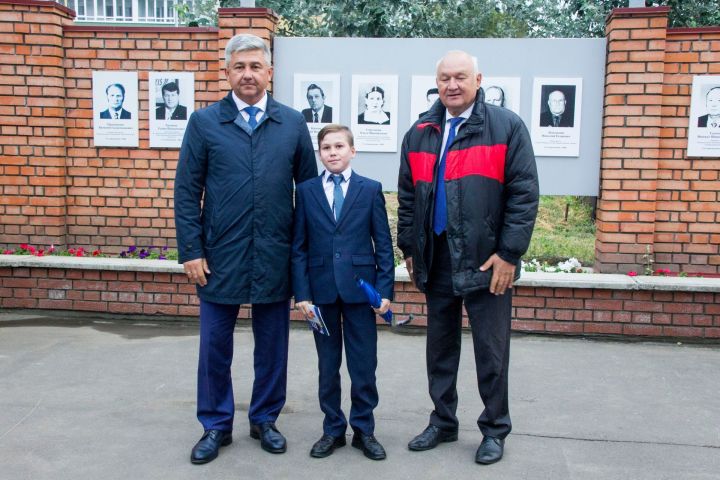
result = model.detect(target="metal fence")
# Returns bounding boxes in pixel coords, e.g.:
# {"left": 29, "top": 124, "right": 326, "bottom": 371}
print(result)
{"left": 60, "top": 0, "right": 191, "bottom": 24}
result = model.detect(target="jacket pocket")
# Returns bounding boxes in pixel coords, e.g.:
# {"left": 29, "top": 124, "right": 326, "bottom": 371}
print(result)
{"left": 309, "top": 256, "right": 324, "bottom": 268}
{"left": 352, "top": 255, "right": 376, "bottom": 266}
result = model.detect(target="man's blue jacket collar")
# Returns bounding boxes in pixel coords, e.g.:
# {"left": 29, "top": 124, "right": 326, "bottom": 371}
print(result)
{"left": 218, "top": 91, "right": 284, "bottom": 124}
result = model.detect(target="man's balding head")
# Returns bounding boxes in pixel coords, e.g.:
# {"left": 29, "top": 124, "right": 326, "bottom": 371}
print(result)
{"left": 435, "top": 50, "right": 482, "bottom": 116}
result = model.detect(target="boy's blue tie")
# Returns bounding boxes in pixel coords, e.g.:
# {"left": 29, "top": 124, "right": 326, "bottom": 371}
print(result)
{"left": 243, "top": 106, "right": 259, "bottom": 130}
{"left": 331, "top": 174, "right": 344, "bottom": 221}
{"left": 433, "top": 116, "right": 464, "bottom": 235}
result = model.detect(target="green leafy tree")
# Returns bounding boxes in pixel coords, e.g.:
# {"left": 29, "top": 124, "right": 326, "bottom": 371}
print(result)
{"left": 503, "top": 0, "right": 720, "bottom": 38}
{"left": 194, "top": 0, "right": 720, "bottom": 36}
{"left": 255, "top": 0, "right": 527, "bottom": 37}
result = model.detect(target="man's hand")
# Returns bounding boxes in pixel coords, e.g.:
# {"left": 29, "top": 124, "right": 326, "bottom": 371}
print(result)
{"left": 295, "top": 300, "right": 315, "bottom": 319}
{"left": 374, "top": 299, "right": 391, "bottom": 315}
{"left": 183, "top": 258, "right": 211, "bottom": 286}
{"left": 405, "top": 257, "right": 415, "bottom": 287}
{"left": 479, "top": 254, "right": 516, "bottom": 295}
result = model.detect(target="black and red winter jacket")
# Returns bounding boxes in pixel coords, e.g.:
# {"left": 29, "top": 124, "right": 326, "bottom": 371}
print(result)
{"left": 397, "top": 90, "right": 539, "bottom": 294}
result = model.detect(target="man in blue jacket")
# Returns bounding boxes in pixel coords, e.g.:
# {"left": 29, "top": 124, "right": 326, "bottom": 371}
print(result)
{"left": 174, "top": 33, "right": 318, "bottom": 465}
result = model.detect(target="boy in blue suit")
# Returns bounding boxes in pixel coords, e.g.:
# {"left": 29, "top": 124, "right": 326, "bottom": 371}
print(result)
{"left": 292, "top": 124, "right": 395, "bottom": 460}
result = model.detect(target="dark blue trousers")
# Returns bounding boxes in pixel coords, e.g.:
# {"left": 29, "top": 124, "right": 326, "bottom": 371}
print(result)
{"left": 314, "top": 300, "right": 378, "bottom": 437}
{"left": 197, "top": 299, "right": 290, "bottom": 432}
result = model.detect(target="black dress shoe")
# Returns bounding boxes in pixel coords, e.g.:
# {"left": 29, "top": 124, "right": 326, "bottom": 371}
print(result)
{"left": 310, "top": 433, "right": 346, "bottom": 458}
{"left": 190, "top": 429, "right": 232, "bottom": 464}
{"left": 351, "top": 432, "right": 386, "bottom": 460}
{"left": 475, "top": 436, "right": 504, "bottom": 465}
{"left": 407, "top": 424, "right": 458, "bottom": 451}
{"left": 250, "top": 422, "right": 287, "bottom": 454}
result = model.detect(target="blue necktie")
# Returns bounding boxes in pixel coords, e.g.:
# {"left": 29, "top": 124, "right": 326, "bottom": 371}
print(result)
{"left": 243, "top": 106, "right": 259, "bottom": 130}
{"left": 331, "top": 174, "right": 344, "bottom": 221}
{"left": 433, "top": 117, "right": 464, "bottom": 235}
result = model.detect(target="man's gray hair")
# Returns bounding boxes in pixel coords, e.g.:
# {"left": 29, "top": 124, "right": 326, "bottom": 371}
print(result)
{"left": 436, "top": 50, "right": 479, "bottom": 75}
{"left": 224, "top": 34, "right": 271, "bottom": 67}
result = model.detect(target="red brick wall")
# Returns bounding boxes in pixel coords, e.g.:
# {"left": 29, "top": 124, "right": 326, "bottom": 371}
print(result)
{"left": 655, "top": 28, "right": 720, "bottom": 274}
{"left": 0, "top": 0, "right": 75, "bottom": 248}
{"left": 2, "top": 266, "right": 718, "bottom": 339}
{"left": 596, "top": 6, "right": 720, "bottom": 274}
{"left": 61, "top": 25, "right": 219, "bottom": 250}
{"left": 2, "top": 1, "right": 720, "bottom": 276}
{"left": 0, "top": 1, "right": 277, "bottom": 254}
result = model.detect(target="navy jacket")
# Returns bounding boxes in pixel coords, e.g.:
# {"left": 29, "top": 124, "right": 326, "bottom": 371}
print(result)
{"left": 292, "top": 172, "right": 394, "bottom": 305}
{"left": 174, "top": 92, "right": 318, "bottom": 304}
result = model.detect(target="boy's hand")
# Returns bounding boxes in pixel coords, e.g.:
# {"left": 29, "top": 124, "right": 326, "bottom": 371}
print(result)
{"left": 374, "top": 298, "right": 391, "bottom": 315}
{"left": 295, "top": 300, "right": 315, "bottom": 319}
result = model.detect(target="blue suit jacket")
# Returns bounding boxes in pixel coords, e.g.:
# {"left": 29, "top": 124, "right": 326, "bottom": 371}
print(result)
{"left": 292, "top": 172, "right": 394, "bottom": 305}
{"left": 174, "top": 92, "right": 317, "bottom": 304}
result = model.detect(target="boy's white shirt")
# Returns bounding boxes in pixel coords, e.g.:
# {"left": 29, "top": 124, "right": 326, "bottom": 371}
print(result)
{"left": 321, "top": 166, "right": 352, "bottom": 209}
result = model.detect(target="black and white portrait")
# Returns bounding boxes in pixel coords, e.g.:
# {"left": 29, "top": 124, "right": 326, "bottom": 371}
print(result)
{"left": 357, "top": 84, "right": 392, "bottom": 125}
{"left": 155, "top": 81, "right": 187, "bottom": 121}
{"left": 687, "top": 75, "right": 720, "bottom": 157}
{"left": 99, "top": 83, "right": 131, "bottom": 120}
{"left": 149, "top": 71, "right": 194, "bottom": 148}
{"left": 531, "top": 77, "right": 583, "bottom": 157}
{"left": 480, "top": 77, "right": 521, "bottom": 115}
{"left": 293, "top": 74, "right": 340, "bottom": 149}
{"left": 410, "top": 75, "right": 438, "bottom": 124}
{"left": 351, "top": 75, "right": 398, "bottom": 152}
{"left": 93, "top": 71, "right": 138, "bottom": 147}
{"left": 538, "top": 85, "right": 576, "bottom": 128}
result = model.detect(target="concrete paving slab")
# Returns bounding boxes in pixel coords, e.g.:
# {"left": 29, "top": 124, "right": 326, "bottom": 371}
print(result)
{"left": 0, "top": 312, "right": 718, "bottom": 480}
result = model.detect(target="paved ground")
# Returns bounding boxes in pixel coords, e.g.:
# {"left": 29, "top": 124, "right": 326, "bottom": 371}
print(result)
{"left": 1, "top": 310, "right": 719, "bottom": 480}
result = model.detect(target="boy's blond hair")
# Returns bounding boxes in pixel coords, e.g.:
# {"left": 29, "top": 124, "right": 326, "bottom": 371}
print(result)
{"left": 317, "top": 124, "right": 354, "bottom": 147}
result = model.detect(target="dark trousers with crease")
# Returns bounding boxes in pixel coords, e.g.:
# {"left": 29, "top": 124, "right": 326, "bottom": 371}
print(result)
{"left": 196, "top": 299, "right": 290, "bottom": 432}
{"left": 425, "top": 233, "right": 512, "bottom": 439}
{"left": 314, "top": 298, "right": 378, "bottom": 437}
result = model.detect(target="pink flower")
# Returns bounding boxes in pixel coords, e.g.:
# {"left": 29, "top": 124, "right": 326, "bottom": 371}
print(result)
{"left": 92, "top": 249, "right": 101, "bottom": 257}
{"left": 627, "top": 271, "right": 637, "bottom": 277}
{"left": 27, "top": 246, "right": 36, "bottom": 254}
{"left": 68, "top": 248, "right": 75, "bottom": 255}
{"left": 20, "top": 243, "right": 28, "bottom": 250}
{"left": 49, "top": 244, "right": 55, "bottom": 253}
{"left": 2, "top": 249, "right": 12, "bottom": 254}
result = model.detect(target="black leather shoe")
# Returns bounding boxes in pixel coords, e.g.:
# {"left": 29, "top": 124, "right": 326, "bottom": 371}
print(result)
{"left": 407, "top": 424, "right": 458, "bottom": 451}
{"left": 351, "top": 432, "right": 386, "bottom": 460}
{"left": 475, "top": 436, "right": 504, "bottom": 465}
{"left": 250, "top": 422, "right": 287, "bottom": 454}
{"left": 310, "top": 433, "right": 346, "bottom": 458}
{"left": 190, "top": 429, "right": 232, "bottom": 464}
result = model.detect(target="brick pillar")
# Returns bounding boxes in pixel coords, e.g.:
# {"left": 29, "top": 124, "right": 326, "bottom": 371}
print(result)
{"left": 595, "top": 6, "right": 670, "bottom": 274}
{"left": 217, "top": 7, "right": 280, "bottom": 97}
{"left": 0, "top": 0, "right": 74, "bottom": 249}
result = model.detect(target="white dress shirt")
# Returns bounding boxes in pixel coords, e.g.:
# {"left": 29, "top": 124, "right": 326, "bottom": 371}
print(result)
{"left": 439, "top": 104, "right": 473, "bottom": 155}
{"left": 231, "top": 91, "right": 267, "bottom": 125}
{"left": 322, "top": 167, "right": 352, "bottom": 216}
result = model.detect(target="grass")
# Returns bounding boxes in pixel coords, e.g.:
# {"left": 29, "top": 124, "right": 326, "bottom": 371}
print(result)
{"left": 384, "top": 194, "right": 596, "bottom": 267}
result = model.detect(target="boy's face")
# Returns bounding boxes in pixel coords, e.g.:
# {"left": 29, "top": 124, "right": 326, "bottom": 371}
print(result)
{"left": 319, "top": 131, "right": 355, "bottom": 174}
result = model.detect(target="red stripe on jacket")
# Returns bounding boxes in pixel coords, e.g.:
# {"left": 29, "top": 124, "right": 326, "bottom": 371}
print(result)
{"left": 445, "top": 144, "right": 507, "bottom": 184}
{"left": 408, "top": 152, "right": 437, "bottom": 185}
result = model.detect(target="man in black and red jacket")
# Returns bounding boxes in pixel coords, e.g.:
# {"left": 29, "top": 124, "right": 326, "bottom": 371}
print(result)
{"left": 397, "top": 50, "right": 539, "bottom": 465}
